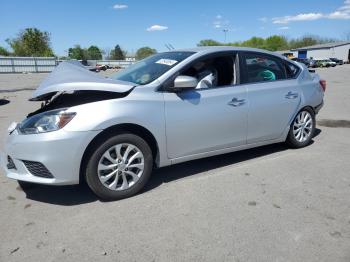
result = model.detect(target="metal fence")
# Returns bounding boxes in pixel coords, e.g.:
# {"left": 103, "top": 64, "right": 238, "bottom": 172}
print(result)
{"left": 0, "top": 57, "right": 136, "bottom": 73}
{"left": 87, "top": 60, "right": 135, "bottom": 68}
{"left": 0, "top": 57, "right": 57, "bottom": 73}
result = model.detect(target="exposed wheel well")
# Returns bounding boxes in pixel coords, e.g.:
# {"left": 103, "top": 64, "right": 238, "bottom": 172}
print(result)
{"left": 79, "top": 124, "right": 159, "bottom": 184}
{"left": 301, "top": 105, "right": 316, "bottom": 115}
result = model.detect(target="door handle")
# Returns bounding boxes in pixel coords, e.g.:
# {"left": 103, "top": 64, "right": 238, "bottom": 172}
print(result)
{"left": 285, "top": 91, "right": 299, "bottom": 99}
{"left": 228, "top": 98, "right": 245, "bottom": 107}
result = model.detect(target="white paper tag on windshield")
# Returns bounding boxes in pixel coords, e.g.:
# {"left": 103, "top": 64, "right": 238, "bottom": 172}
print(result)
{"left": 156, "top": 59, "right": 178, "bottom": 66}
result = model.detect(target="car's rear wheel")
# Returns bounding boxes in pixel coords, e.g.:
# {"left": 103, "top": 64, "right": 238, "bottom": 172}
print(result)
{"left": 85, "top": 134, "right": 153, "bottom": 200}
{"left": 286, "top": 108, "right": 315, "bottom": 148}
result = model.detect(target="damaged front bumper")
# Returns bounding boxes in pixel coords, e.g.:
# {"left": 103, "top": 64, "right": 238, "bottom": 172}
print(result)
{"left": 1, "top": 128, "right": 100, "bottom": 185}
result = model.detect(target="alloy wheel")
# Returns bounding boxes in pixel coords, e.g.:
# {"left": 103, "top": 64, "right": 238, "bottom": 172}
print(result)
{"left": 97, "top": 143, "right": 145, "bottom": 191}
{"left": 292, "top": 111, "right": 313, "bottom": 143}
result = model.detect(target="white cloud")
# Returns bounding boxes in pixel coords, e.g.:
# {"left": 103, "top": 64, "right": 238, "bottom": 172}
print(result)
{"left": 213, "top": 15, "right": 229, "bottom": 29}
{"left": 113, "top": 4, "right": 128, "bottom": 9}
{"left": 146, "top": 25, "right": 168, "bottom": 31}
{"left": 278, "top": 26, "right": 290, "bottom": 30}
{"left": 273, "top": 13, "right": 323, "bottom": 24}
{"left": 259, "top": 17, "right": 268, "bottom": 23}
{"left": 272, "top": 0, "right": 350, "bottom": 24}
{"left": 328, "top": 0, "right": 350, "bottom": 18}
{"left": 327, "top": 11, "right": 350, "bottom": 19}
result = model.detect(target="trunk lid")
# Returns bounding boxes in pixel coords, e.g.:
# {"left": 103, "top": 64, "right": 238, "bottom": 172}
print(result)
{"left": 31, "top": 61, "right": 136, "bottom": 101}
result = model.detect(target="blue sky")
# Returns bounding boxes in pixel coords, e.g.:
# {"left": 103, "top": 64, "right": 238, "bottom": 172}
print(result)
{"left": 1, "top": 0, "right": 349, "bottom": 56}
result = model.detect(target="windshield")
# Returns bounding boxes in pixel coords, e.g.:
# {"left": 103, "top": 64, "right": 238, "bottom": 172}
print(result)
{"left": 111, "top": 52, "right": 194, "bottom": 85}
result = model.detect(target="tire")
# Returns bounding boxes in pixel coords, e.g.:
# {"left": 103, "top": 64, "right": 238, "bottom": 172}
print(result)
{"left": 85, "top": 133, "right": 153, "bottom": 201}
{"left": 286, "top": 108, "right": 315, "bottom": 148}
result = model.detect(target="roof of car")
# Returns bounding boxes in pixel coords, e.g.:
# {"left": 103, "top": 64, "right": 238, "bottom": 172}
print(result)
{"left": 172, "top": 46, "right": 286, "bottom": 59}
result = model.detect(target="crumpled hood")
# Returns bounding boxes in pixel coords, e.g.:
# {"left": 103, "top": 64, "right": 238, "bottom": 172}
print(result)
{"left": 31, "top": 61, "right": 136, "bottom": 100}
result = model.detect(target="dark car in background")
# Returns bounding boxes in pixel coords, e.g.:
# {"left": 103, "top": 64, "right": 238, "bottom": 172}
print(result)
{"left": 308, "top": 59, "right": 317, "bottom": 68}
{"left": 330, "top": 58, "right": 344, "bottom": 65}
{"left": 291, "top": 57, "right": 318, "bottom": 68}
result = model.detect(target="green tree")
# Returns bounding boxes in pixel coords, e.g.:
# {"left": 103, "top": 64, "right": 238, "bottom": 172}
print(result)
{"left": 197, "top": 39, "right": 223, "bottom": 46}
{"left": 86, "top": 45, "right": 102, "bottom": 60}
{"left": 241, "top": 37, "right": 265, "bottom": 49}
{"left": 135, "top": 47, "right": 157, "bottom": 60}
{"left": 289, "top": 36, "right": 319, "bottom": 49}
{"left": 264, "top": 35, "right": 288, "bottom": 51}
{"left": 0, "top": 46, "right": 10, "bottom": 56}
{"left": 110, "top": 45, "right": 125, "bottom": 60}
{"left": 197, "top": 34, "right": 337, "bottom": 52}
{"left": 68, "top": 45, "right": 87, "bottom": 60}
{"left": 227, "top": 41, "right": 241, "bottom": 47}
{"left": 6, "top": 28, "right": 54, "bottom": 57}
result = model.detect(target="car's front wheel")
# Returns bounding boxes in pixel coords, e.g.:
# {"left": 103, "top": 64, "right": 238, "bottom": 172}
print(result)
{"left": 85, "top": 134, "right": 153, "bottom": 200}
{"left": 286, "top": 108, "right": 315, "bottom": 148}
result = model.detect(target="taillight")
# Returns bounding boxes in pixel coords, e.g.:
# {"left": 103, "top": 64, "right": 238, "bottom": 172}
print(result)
{"left": 319, "top": 80, "right": 326, "bottom": 92}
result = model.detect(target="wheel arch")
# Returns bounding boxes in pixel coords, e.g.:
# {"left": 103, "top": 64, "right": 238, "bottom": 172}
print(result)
{"left": 300, "top": 105, "right": 316, "bottom": 115}
{"left": 79, "top": 123, "right": 160, "bottom": 184}
{"left": 285, "top": 105, "right": 316, "bottom": 148}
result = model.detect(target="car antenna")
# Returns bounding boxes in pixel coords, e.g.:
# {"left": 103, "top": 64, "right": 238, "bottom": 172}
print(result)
{"left": 164, "top": 44, "right": 171, "bottom": 51}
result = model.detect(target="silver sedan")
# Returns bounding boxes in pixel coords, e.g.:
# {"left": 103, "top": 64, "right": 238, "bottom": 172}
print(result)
{"left": 1, "top": 47, "right": 325, "bottom": 200}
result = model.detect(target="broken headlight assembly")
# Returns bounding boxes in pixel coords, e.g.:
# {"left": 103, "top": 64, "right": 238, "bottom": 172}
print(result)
{"left": 18, "top": 109, "right": 76, "bottom": 134}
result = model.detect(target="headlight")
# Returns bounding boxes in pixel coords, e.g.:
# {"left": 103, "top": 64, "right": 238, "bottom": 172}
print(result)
{"left": 18, "top": 109, "right": 76, "bottom": 135}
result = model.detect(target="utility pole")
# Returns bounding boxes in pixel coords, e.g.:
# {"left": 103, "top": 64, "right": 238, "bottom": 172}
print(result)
{"left": 223, "top": 29, "right": 228, "bottom": 43}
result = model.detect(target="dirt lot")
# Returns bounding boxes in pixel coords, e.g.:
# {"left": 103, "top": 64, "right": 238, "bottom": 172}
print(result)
{"left": 0, "top": 66, "right": 350, "bottom": 262}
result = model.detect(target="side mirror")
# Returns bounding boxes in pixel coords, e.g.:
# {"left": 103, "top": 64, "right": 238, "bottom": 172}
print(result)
{"left": 171, "top": 75, "right": 198, "bottom": 91}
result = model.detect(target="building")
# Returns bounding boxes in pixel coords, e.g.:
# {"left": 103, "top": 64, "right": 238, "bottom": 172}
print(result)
{"left": 291, "top": 41, "right": 350, "bottom": 62}
{"left": 275, "top": 50, "right": 297, "bottom": 59}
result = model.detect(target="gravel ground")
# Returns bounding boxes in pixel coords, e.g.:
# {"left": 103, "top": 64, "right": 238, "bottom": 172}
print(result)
{"left": 0, "top": 66, "right": 349, "bottom": 262}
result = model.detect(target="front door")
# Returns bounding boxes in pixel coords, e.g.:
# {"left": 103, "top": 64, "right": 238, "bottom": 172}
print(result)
{"left": 164, "top": 86, "right": 247, "bottom": 159}
{"left": 163, "top": 53, "right": 248, "bottom": 159}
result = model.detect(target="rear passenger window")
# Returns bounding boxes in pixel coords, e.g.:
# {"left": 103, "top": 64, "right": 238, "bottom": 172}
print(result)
{"left": 242, "top": 53, "right": 286, "bottom": 84}
{"left": 285, "top": 62, "right": 300, "bottom": 79}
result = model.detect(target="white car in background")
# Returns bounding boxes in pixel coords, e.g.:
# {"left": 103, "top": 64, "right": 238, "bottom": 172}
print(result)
{"left": 316, "top": 59, "right": 337, "bottom": 67}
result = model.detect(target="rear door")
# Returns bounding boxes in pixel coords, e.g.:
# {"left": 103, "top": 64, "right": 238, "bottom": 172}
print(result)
{"left": 239, "top": 52, "right": 301, "bottom": 144}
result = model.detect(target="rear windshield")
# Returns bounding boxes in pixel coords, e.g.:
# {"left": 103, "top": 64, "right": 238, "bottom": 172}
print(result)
{"left": 111, "top": 52, "right": 195, "bottom": 85}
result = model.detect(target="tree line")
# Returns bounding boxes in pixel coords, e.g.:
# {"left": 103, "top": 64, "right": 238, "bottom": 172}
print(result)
{"left": 197, "top": 35, "right": 338, "bottom": 51}
{"left": 0, "top": 27, "right": 343, "bottom": 60}
{"left": 0, "top": 28, "right": 157, "bottom": 60}
{"left": 67, "top": 44, "right": 156, "bottom": 61}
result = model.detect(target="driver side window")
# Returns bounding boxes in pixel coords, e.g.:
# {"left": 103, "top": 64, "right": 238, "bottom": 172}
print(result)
{"left": 181, "top": 54, "right": 236, "bottom": 89}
